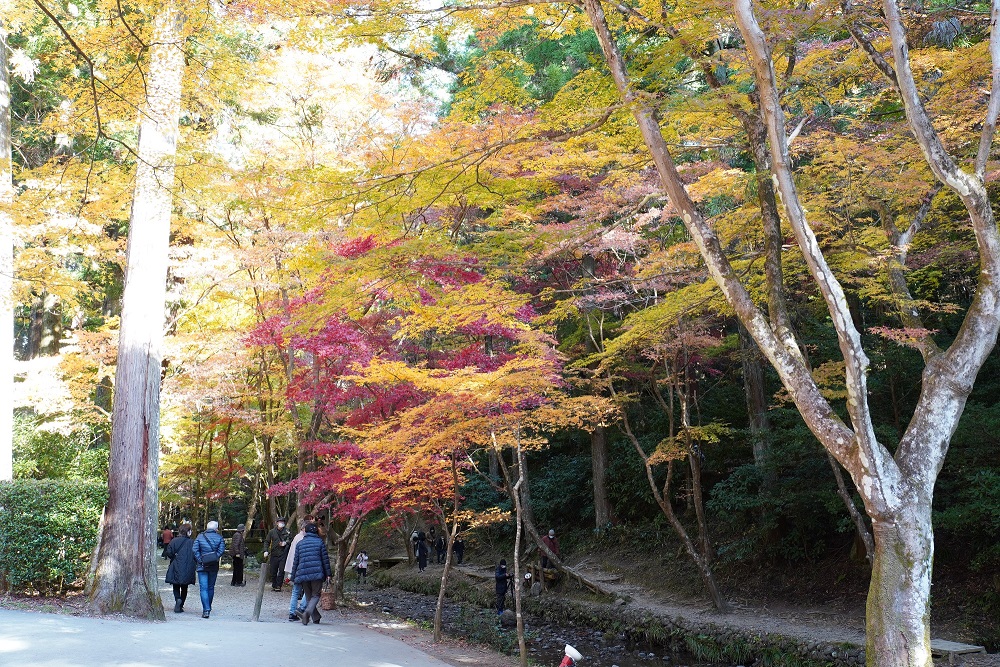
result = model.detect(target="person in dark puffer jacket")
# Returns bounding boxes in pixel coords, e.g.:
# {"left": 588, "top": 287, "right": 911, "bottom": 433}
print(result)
{"left": 290, "top": 523, "right": 331, "bottom": 626}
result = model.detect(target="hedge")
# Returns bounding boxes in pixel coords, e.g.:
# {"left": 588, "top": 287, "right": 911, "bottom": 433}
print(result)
{"left": 0, "top": 479, "right": 108, "bottom": 594}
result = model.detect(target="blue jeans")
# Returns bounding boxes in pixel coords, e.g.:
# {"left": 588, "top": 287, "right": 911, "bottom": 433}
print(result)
{"left": 289, "top": 581, "right": 307, "bottom": 615}
{"left": 198, "top": 568, "right": 219, "bottom": 612}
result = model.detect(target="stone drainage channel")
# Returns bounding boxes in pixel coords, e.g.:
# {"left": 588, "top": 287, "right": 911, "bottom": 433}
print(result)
{"left": 352, "top": 583, "right": 727, "bottom": 667}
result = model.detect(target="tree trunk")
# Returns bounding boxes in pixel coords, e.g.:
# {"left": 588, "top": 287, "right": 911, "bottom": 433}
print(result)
{"left": 244, "top": 465, "right": 263, "bottom": 535}
{"left": 493, "top": 431, "right": 617, "bottom": 598}
{"left": 739, "top": 325, "right": 772, "bottom": 475}
{"left": 867, "top": 503, "right": 933, "bottom": 667}
{"left": 512, "top": 433, "right": 528, "bottom": 667}
{"left": 828, "top": 452, "right": 874, "bottom": 565}
{"left": 329, "top": 516, "right": 361, "bottom": 605}
{"left": 591, "top": 425, "right": 613, "bottom": 528}
{"left": 433, "top": 453, "right": 462, "bottom": 643}
{"left": 0, "top": 31, "right": 14, "bottom": 482}
{"left": 87, "top": 3, "right": 184, "bottom": 619}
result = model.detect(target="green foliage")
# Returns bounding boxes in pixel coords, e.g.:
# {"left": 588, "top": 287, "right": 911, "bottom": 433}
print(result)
{"left": 529, "top": 453, "right": 594, "bottom": 528}
{"left": 0, "top": 480, "right": 107, "bottom": 594}
{"left": 13, "top": 412, "right": 109, "bottom": 480}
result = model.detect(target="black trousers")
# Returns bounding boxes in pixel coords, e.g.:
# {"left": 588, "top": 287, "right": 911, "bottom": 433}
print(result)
{"left": 172, "top": 584, "right": 188, "bottom": 603}
{"left": 270, "top": 552, "right": 287, "bottom": 589}
{"left": 231, "top": 557, "right": 244, "bottom": 585}
{"left": 495, "top": 590, "right": 506, "bottom": 614}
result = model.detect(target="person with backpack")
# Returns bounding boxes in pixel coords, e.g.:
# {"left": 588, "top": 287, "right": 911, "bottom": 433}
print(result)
{"left": 164, "top": 523, "right": 195, "bottom": 613}
{"left": 290, "top": 523, "right": 331, "bottom": 626}
{"left": 192, "top": 520, "right": 226, "bottom": 618}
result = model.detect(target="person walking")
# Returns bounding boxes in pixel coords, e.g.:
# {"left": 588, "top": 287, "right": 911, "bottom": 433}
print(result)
{"left": 263, "top": 517, "right": 291, "bottom": 592}
{"left": 284, "top": 514, "right": 314, "bottom": 621}
{"left": 290, "top": 523, "right": 331, "bottom": 626}
{"left": 192, "top": 520, "right": 226, "bottom": 618}
{"left": 160, "top": 525, "right": 173, "bottom": 558}
{"left": 494, "top": 559, "right": 510, "bottom": 615}
{"left": 356, "top": 550, "right": 369, "bottom": 584}
{"left": 230, "top": 523, "right": 247, "bottom": 586}
{"left": 541, "top": 528, "right": 560, "bottom": 569}
{"left": 435, "top": 534, "right": 446, "bottom": 564}
{"left": 415, "top": 531, "right": 429, "bottom": 572}
{"left": 454, "top": 537, "right": 465, "bottom": 565}
{"left": 164, "top": 523, "right": 195, "bottom": 613}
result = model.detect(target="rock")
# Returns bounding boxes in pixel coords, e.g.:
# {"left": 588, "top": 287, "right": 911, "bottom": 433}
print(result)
{"left": 615, "top": 598, "right": 626, "bottom": 606}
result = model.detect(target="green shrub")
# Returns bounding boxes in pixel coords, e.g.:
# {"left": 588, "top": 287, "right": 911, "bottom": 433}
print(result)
{"left": 0, "top": 479, "right": 107, "bottom": 594}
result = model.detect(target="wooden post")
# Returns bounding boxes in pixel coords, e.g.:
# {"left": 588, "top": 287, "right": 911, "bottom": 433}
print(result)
{"left": 251, "top": 562, "right": 268, "bottom": 622}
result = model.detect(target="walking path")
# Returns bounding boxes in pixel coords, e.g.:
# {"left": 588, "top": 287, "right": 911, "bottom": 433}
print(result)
{"left": 0, "top": 564, "right": 456, "bottom": 667}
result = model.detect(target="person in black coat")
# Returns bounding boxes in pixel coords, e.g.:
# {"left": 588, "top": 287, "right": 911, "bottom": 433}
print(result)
{"left": 290, "top": 524, "right": 331, "bottom": 626}
{"left": 435, "top": 534, "right": 446, "bottom": 564}
{"left": 230, "top": 523, "right": 247, "bottom": 586}
{"left": 415, "top": 531, "right": 429, "bottom": 572}
{"left": 264, "top": 518, "right": 291, "bottom": 592}
{"left": 454, "top": 537, "right": 465, "bottom": 565}
{"left": 495, "top": 559, "right": 510, "bottom": 615}
{"left": 164, "top": 523, "right": 196, "bottom": 613}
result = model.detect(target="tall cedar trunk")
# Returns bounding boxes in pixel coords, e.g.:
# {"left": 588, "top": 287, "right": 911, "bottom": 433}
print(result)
{"left": 0, "top": 31, "right": 14, "bottom": 481}
{"left": 591, "top": 425, "right": 613, "bottom": 527}
{"left": 87, "top": 3, "right": 184, "bottom": 618}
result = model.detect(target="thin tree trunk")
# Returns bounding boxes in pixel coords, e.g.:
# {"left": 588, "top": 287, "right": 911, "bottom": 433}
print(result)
{"left": 87, "top": 3, "right": 184, "bottom": 619}
{"left": 244, "top": 465, "right": 263, "bottom": 535}
{"left": 493, "top": 431, "right": 616, "bottom": 598}
{"left": 433, "top": 452, "right": 461, "bottom": 642}
{"left": 618, "top": 396, "right": 729, "bottom": 611}
{"left": 591, "top": 425, "right": 613, "bottom": 528}
{"left": 511, "top": 431, "right": 528, "bottom": 667}
{"left": 827, "top": 452, "right": 874, "bottom": 564}
{"left": 329, "top": 516, "right": 361, "bottom": 605}
{"left": 0, "top": 30, "right": 14, "bottom": 482}
{"left": 262, "top": 434, "right": 276, "bottom": 524}
{"left": 739, "top": 325, "right": 772, "bottom": 477}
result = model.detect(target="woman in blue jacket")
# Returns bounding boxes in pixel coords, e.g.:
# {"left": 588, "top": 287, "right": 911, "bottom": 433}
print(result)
{"left": 290, "top": 523, "right": 331, "bottom": 625}
{"left": 192, "top": 521, "right": 227, "bottom": 618}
